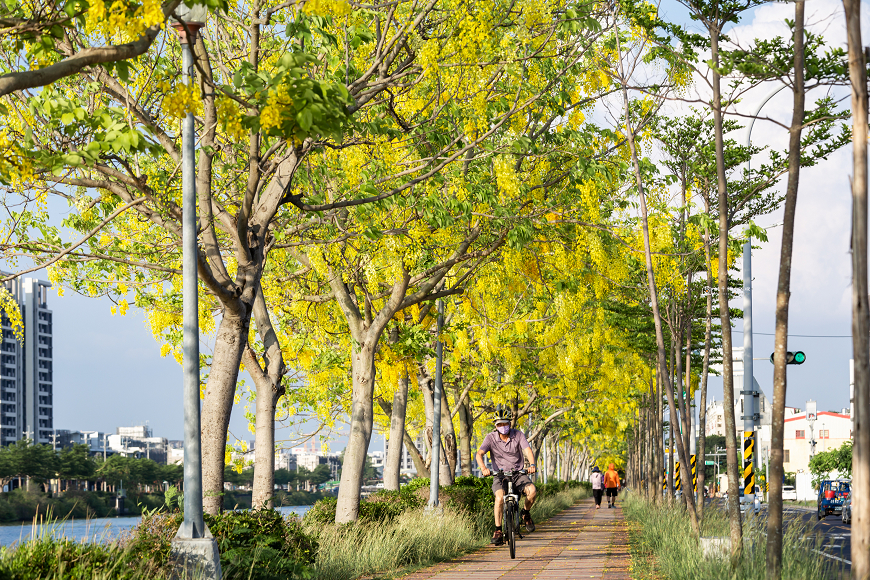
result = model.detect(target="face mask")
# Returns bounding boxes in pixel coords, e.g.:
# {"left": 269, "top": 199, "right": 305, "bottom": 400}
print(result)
{"left": 496, "top": 425, "right": 510, "bottom": 435}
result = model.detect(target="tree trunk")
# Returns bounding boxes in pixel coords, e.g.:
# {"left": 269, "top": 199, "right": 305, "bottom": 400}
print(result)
{"left": 674, "top": 321, "right": 695, "bottom": 513}
{"left": 201, "top": 308, "right": 252, "bottom": 515}
{"left": 710, "top": 23, "right": 743, "bottom": 559}
{"left": 438, "top": 386, "right": 457, "bottom": 484}
{"left": 668, "top": 415, "right": 675, "bottom": 507}
{"left": 547, "top": 433, "right": 559, "bottom": 481}
{"left": 766, "top": 5, "right": 805, "bottom": 577}
{"left": 655, "top": 364, "right": 664, "bottom": 505}
{"left": 697, "top": 196, "right": 715, "bottom": 523}
{"left": 251, "top": 388, "right": 276, "bottom": 509}
{"left": 335, "top": 341, "right": 377, "bottom": 523}
{"left": 404, "top": 430, "right": 429, "bottom": 478}
{"left": 383, "top": 375, "right": 409, "bottom": 491}
{"left": 248, "top": 286, "right": 286, "bottom": 510}
{"left": 419, "top": 365, "right": 434, "bottom": 466}
{"left": 844, "top": 1, "right": 870, "bottom": 576}
{"left": 456, "top": 389, "right": 474, "bottom": 476}
{"left": 647, "top": 381, "right": 656, "bottom": 502}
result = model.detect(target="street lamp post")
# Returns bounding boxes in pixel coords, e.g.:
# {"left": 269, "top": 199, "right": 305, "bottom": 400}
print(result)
{"left": 428, "top": 299, "right": 444, "bottom": 508}
{"left": 169, "top": 5, "right": 221, "bottom": 579}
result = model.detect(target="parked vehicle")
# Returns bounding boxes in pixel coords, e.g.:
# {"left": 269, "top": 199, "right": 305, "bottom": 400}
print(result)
{"left": 842, "top": 492, "right": 853, "bottom": 524}
{"left": 818, "top": 479, "right": 851, "bottom": 520}
{"left": 782, "top": 485, "right": 797, "bottom": 501}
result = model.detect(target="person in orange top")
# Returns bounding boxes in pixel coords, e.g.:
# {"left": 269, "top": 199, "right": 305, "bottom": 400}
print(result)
{"left": 603, "top": 463, "right": 620, "bottom": 508}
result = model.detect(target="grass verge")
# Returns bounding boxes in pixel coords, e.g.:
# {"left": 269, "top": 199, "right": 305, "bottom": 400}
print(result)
{"left": 622, "top": 492, "right": 841, "bottom": 580}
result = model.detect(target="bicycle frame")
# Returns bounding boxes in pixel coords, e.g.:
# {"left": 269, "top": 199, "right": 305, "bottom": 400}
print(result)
{"left": 502, "top": 476, "right": 523, "bottom": 540}
{"left": 496, "top": 468, "right": 526, "bottom": 558}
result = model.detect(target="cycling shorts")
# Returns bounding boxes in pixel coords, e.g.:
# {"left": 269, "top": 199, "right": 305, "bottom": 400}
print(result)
{"left": 493, "top": 472, "right": 533, "bottom": 495}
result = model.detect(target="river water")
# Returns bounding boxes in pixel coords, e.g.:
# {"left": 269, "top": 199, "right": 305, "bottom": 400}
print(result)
{"left": 0, "top": 505, "right": 312, "bottom": 547}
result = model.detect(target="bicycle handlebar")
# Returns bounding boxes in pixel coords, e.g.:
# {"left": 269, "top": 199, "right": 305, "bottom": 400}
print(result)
{"left": 493, "top": 469, "right": 528, "bottom": 477}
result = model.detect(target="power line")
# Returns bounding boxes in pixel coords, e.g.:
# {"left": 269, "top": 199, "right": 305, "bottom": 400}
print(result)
{"left": 733, "top": 330, "right": 851, "bottom": 338}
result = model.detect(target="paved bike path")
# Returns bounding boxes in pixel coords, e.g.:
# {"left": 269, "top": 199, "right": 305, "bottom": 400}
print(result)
{"left": 402, "top": 499, "right": 631, "bottom": 580}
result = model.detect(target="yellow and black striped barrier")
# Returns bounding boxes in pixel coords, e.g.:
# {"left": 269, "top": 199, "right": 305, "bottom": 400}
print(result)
{"left": 675, "top": 461, "right": 681, "bottom": 491}
{"left": 691, "top": 454, "right": 697, "bottom": 493}
{"left": 743, "top": 431, "right": 755, "bottom": 495}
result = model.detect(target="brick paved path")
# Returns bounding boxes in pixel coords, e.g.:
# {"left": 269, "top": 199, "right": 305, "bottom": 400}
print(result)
{"left": 402, "top": 499, "right": 632, "bottom": 580}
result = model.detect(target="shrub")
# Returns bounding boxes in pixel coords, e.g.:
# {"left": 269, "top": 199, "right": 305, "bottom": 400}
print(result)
{"left": 124, "top": 508, "right": 318, "bottom": 580}
{"left": 206, "top": 509, "right": 317, "bottom": 580}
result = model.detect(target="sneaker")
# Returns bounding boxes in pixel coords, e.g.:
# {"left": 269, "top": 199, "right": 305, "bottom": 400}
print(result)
{"left": 491, "top": 530, "right": 504, "bottom": 545}
{"left": 521, "top": 509, "right": 535, "bottom": 532}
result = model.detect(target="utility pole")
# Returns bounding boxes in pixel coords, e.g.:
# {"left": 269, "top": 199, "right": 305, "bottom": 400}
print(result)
{"left": 742, "top": 238, "right": 757, "bottom": 507}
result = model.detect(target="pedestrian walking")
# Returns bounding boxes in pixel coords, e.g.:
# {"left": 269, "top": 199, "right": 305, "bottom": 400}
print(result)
{"left": 590, "top": 466, "right": 604, "bottom": 509}
{"left": 604, "top": 463, "right": 619, "bottom": 508}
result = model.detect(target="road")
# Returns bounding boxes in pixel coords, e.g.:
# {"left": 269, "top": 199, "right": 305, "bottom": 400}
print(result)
{"left": 784, "top": 505, "right": 852, "bottom": 572}
{"left": 708, "top": 499, "right": 851, "bottom": 575}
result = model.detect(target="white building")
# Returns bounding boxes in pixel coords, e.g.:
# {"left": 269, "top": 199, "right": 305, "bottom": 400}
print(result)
{"left": 296, "top": 452, "right": 340, "bottom": 479}
{"left": 1, "top": 277, "right": 54, "bottom": 445}
{"left": 107, "top": 425, "right": 168, "bottom": 463}
{"left": 783, "top": 409, "right": 852, "bottom": 475}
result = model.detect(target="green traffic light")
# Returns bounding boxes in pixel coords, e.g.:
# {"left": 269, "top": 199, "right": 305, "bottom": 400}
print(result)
{"left": 769, "top": 351, "right": 807, "bottom": 365}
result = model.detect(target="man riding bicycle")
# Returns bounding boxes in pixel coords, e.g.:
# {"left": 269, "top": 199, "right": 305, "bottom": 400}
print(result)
{"left": 475, "top": 407, "right": 537, "bottom": 546}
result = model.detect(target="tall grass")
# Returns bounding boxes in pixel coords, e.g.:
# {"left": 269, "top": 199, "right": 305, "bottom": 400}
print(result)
{"left": 623, "top": 492, "right": 841, "bottom": 580}
{"left": 0, "top": 530, "right": 169, "bottom": 579}
{"left": 311, "top": 507, "right": 482, "bottom": 580}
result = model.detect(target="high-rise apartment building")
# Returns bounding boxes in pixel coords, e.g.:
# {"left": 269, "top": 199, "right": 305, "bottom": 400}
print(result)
{"left": 0, "top": 276, "right": 54, "bottom": 445}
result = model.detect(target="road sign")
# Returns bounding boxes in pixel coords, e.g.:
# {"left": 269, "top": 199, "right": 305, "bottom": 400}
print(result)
{"left": 705, "top": 460, "right": 715, "bottom": 465}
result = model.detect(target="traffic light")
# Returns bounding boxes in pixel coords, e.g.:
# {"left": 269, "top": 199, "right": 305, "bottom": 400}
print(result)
{"left": 768, "top": 351, "right": 806, "bottom": 365}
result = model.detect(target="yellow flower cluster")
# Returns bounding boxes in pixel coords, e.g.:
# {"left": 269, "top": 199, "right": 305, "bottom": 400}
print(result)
{"left": 217, "top": 96, "right": 246, "bottom": 141}
{"left": 86, "top": 0, "right": 165, "bottom": 40}
{"left": 0, "top": 288, "right": 24, "bottom": 344}
{"left": 493, "top": 155, "right": 521, "bottom": 200}
{"left": 260, "top": 82, "right": 293, "bottom": 132}
{"left": 161, "top": 81, "right": 202, "bottom": 120}
{"left": 303, "top": 0, "right": 352, "bottom": 17}
{"left": 0, "top": 130, "right": 34, "bottom": 187}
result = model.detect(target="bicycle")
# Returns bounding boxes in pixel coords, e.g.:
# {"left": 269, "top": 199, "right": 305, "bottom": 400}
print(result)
{"left": 495, "top": 468, "right": 528, "bottom": 559}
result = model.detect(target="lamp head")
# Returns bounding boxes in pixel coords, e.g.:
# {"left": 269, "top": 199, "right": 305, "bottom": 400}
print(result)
{"left": 171, "top": 2, "right": 208, "bottom": 43}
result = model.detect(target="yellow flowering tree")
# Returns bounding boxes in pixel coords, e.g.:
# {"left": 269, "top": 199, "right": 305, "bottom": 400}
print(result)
{"left": 0, "top": 0, "right": 625, "bottom": 519}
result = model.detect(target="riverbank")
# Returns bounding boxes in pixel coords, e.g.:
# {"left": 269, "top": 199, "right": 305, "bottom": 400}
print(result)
{"left": 0, "top": 488, "right": 325, "bottom": 523}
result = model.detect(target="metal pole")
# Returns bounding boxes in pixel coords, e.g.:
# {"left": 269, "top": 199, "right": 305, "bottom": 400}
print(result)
{"left": 428, "top": 299, "right": 444, "bottom": 507}
{"left": 180, "top": 39, "right": 204, "bottom": 540}
{"left": 743, "top": 239, "right": 757, "bottom": 507}
{"left": 740, "top": 86, "right": 784, "bottom": 505}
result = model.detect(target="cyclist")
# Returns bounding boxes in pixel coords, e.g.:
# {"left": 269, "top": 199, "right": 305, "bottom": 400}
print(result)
{"left": 476, "top": 408, "right": 537, "bottom": 546}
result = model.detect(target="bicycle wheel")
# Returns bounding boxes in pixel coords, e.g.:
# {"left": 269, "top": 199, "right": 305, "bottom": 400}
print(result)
{"left": 506, "top": 501, "right": 516, "bottom": 559}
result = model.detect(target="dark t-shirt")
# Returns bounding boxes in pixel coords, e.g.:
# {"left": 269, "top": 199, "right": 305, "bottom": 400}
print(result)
{"left": 479, "top": 429, "right": 530, "bottom": 471}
